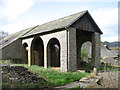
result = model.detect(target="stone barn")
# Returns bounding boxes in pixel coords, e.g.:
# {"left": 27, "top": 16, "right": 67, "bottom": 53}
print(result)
{"left": 0, "top": 10, "right": 103, "bottom": 72}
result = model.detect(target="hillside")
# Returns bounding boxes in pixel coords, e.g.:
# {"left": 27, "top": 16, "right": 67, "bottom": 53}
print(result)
{"left": 103, "top": 41, "right": 120, "bottom": 48}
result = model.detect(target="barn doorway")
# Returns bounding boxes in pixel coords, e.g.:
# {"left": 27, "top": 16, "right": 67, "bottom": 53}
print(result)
{"left": 47, "top": 38, "right": 60, "bottom": 68}
{"left": 31, "top": 36, "right": 44, "bottom": 67}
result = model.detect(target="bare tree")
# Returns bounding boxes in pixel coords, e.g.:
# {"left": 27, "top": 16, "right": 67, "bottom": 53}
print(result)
{"left": 0, "top": 30, "right": 9, "bottom": 40}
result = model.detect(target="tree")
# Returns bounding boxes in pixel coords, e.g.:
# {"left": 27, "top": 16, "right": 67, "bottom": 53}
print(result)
{"left": 0, "top": 30, "right": 9, "bottom": 40}
{"left": 103, "top": 41, "right": 110, "bottom": 46}
{"left": 81, "top": 47, "right": 89, "bottom": 62}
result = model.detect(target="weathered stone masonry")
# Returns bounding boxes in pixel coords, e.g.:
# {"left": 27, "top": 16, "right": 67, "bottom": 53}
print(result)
{"left": 22, "top": 30, "right": 68, "bottom": 72}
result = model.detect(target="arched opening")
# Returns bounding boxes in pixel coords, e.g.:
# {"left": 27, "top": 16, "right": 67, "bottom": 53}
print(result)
{"left": 80, "top": 41, "right": 93, "bottom": 71}
{"left": 23, "top": 43, "right": 28, "bottom": 64}
{"left": 47, "top": 38, "right": 60, "bottom": 67}
{"left": 31, "top": 36, "right": 44, "bottom": 67}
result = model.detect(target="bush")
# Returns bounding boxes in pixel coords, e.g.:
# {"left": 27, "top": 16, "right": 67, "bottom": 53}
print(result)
{"left": 81, "top": 47, "right": 89, "bottom": 62}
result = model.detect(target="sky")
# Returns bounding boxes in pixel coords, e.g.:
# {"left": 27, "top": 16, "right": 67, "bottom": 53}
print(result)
{"left": 0, "top": 0, "right": 119, "bottom": 42}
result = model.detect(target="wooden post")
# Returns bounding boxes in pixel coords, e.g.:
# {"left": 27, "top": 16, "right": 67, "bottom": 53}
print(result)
{"left": 28, "top": 47, "right": 31, "bottom": 66}
{"left": 93, "top": 68, "right": 98, "bottom": 75}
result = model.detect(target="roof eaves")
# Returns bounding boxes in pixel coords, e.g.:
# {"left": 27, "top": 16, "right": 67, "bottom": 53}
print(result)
{"left": 21, "top": 27, "right": 66, "bottom": 39}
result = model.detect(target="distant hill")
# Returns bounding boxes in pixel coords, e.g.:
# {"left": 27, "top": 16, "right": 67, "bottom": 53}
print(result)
{"left": 103, "top": 41, "right": 120, "bottom": 48}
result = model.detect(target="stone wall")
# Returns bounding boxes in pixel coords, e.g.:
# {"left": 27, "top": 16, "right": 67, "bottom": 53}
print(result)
{"left": 0, "top": 39, "right": 26, "bottom": 61}
{"left": 2, "top": 65, "right": 46, "bottom": 88}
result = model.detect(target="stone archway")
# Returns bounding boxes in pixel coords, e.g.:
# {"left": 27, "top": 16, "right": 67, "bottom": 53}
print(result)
{"left": 47, "top": 38, "right": 60, "bottom": 67}
{"left": 31, "top": 36, "right": 44, "bottom": 66}
{"left": 80, "top": 41, "right": 93, "bottom": 70}
{"left": 23, "top": 43, "right": 28, "bottom": 64}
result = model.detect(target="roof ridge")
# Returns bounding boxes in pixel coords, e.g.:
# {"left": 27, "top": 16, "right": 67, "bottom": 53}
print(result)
{"left": 21, "top": 10, "right": 90, "bottom": 38}
{"left": 38, "top": 10, "right": 87, "bottom": 27}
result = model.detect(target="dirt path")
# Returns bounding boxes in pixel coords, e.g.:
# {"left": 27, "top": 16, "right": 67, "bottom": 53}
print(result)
{"left": 55, "top": 81, "right": 80, "bottom": 89}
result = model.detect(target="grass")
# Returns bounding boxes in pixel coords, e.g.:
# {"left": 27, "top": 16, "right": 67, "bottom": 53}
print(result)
{"left": 98, "top": 65, "right": 119, "bottom": 72}
{"left": 0, "top": 60, "right": 13, "bottom": 65}
{"left": 25, "top": 65, "right": 89, "bottom": 86}
{"left": 0, "top": 60, "right": 89, "bottom": 88}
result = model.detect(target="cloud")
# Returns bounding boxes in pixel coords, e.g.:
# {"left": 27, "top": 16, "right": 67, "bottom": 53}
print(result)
{"left": 0, "top": 18, "right": 48, "bottom": 34}
{"left": 91, "top": 8, "right": 118, "bottom": 42}
{"left": 1, "top": 22, "right": 35, "bottom": 34}
{"left": 92, "top": 8, "right": 117, "bottom": 28}
{"left": 102, "top": 35, "right": 118, "bottom": 42}
{"left": 1, "top": 0, "right": 34, "bottom": 21}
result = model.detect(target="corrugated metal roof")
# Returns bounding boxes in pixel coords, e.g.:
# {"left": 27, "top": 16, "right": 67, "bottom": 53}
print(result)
{"left": 22, "top": 10, "right": 88, "bottom": 38}
{"left": 0, "top": 25, "right": 38, "bottom": 49}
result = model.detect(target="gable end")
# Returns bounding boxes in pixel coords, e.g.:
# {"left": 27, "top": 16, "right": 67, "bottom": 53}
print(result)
{"left": 70, "top": 11, "right": 103, "bottom": 34}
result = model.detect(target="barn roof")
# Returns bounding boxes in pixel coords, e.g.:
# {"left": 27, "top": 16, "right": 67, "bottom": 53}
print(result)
{"left": 0, "top": 10, "right": 102, "bottom": 49}
{"left": 22, "top": 10, "right": 102, "bottom": 38}
{"left": 0, "top": 25, "right": 38, "bottom": 49}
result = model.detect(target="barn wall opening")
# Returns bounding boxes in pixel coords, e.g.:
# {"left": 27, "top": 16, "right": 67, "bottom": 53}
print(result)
{"left": 80, "top": 41, "right": 93, "bottom": 70}
{"left": 47, "top": 38, "right": 60, "bottom": 68}
{"left": 31, "top": 36, "right": 44, "bottom": 67}
{"left": 76, "top": 30, "right": 93, "bottom": 71}
{"left": 23, "top": 43, "right": 28, "bottom": 64}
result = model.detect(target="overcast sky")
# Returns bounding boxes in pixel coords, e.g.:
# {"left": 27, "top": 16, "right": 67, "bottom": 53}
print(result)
{"left": 0, "top": 0, "right": 118, "bottom": 42}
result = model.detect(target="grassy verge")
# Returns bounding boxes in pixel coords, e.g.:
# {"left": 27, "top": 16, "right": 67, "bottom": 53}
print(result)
{"left": 98, "top": 65, "right": 120, "bottom": 72}
{"left": 25, "top": 65, "right": 89, "bottom": 86}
